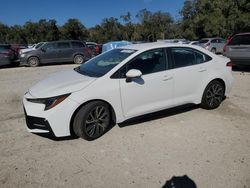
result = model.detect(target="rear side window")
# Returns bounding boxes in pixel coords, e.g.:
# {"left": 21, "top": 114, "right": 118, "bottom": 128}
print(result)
{"left": 229, "top": 34, "right": 250, "bottom": 45}
{"left": 57, "top": 42, "right": 70, "bottom": 49}
{"left": 72, "top": 42, "right": 85, "bottom": 48}
{"left": 170, "top": 48, "right": 212, "bottom": 68}
{"left": 199, "top": 39, "right": 209, "bottom": 44}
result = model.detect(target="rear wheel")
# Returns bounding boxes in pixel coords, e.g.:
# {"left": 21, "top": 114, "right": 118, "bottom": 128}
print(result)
{"left": 73, "top": 101, "right": 111, "bottom": 140}
{"left": 74, "top": 54, "right": 84, "bottom": 64}
{"left": 201, "top": 80, "right": 225, "bottom": 109}
{"left": 28, "top": 57, "right": 40, "bottom": 67}
{"left": 211, "top": 48, "right": 216, "bottom": 54}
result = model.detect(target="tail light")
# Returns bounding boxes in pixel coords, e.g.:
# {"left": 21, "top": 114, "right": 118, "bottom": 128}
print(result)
{"left": 226, "top": 61, "right": 233, "bottom": 67}
{"left": 223, "top": 36, "right": 233, "bottom": 52}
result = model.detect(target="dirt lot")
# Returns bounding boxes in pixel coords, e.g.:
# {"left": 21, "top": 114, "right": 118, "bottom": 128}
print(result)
{"left": 0, "top": 64, "right": 249, "bottom": 188}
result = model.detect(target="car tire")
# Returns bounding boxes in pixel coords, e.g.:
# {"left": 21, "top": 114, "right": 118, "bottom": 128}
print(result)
{"left": 28, "top": 57, "right": 40, "bottom": 67}
{"left": 74, "top": 54, "right": 85, "bottom": 64}
{"left": 73, "top": 101, "right": 111, "bottom": 140}
{"left": 211, "top": 48, "right": 216, "bottom": 54}
{"left": 200, "top": 80, "right": 225, "bottom": 110}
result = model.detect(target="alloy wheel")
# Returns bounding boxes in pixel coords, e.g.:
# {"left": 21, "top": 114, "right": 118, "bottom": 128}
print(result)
{"left": 84, "top": 106, "right": 110, "bottom": 138}
{"left": 206, "top": 83, "right": 224, "bottom": 108}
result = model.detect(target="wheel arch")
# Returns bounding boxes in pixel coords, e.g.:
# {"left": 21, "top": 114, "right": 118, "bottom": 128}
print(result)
{"left": 69, "top": 99, "right": 117, "bottom": 136}
{"left": 27, "top": 55, "right": 40, "bottom": 62}
{"left": 195, "top": 77, "right": 226, "bottom": 104}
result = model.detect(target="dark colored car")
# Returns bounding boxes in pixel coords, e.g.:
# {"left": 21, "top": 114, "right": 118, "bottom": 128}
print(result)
{"left": 0, "top": 44, "right": 19, "bottom": 67}
{"left": 20, "top": 40, "right": 92, "bottom": 67}
{"left": 86, "top": 42, "right": 102, "bottom": 56}
{"left": 223, "top": 33, "right": 250, "bottom": 65}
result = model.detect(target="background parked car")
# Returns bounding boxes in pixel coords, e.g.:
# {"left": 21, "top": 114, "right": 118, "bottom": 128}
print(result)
{"left": 198, "top": 38, "right": 226, "bottom": 54}
{"left": 102, "top": 41, "right": 132, "bottom": 53}
{"left": 19, "top": 42, "right": 45, "bottom": 55}
{"left": 0, "top": 44, "right": 19, "bottom": 67}
{"left": 20, "top": 40, "right": 92, "bottom": 67}
{"left": 86, "top": 42, "right": 102, "bottom": 56}
{"left": 223, "top": 32, "right": 250, "bottom": 66}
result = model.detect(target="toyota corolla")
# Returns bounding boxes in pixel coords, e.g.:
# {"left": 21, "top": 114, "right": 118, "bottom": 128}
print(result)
{"left": 23, "top": 43, "right": 234, "bottom": 140}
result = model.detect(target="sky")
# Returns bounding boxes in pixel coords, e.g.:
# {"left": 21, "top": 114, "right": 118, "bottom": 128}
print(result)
{"left": 0, "top": 0, "right": 185, "bottom": 28}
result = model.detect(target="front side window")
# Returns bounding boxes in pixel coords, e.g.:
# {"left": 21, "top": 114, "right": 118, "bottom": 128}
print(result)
{"left": 76, "top": 48, "right": 136, "bottom": 77}
{"left": 43, "top": 43, "right": 56, "bottom": 51}
{"left": 126, "top": 48, "right": 166, "bottom": 76}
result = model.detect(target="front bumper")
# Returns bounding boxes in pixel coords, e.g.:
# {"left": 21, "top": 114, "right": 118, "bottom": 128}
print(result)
{"left": 23, "top": 92, "right": 80, "bottom": 137}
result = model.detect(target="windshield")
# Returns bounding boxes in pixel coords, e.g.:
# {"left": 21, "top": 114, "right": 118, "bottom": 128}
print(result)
{"left": 76, "top": 48, "right": 136, "bottom": 77}
{"left": 35, "top": 42, "right": 44, "bottom": 49}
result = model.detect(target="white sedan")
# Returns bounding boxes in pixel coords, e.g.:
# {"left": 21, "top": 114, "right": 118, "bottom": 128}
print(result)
{"left": 23, "top": 43, "right": 234, "bottom": 140}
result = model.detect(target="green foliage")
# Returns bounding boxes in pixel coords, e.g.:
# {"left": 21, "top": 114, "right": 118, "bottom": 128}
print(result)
{"left": 0, "top": 2, "right": 249, "bottom": 44}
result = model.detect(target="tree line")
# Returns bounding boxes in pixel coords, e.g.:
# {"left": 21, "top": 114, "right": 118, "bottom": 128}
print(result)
{"left": 0, "top": 0, "right": 249, "bottom": 44}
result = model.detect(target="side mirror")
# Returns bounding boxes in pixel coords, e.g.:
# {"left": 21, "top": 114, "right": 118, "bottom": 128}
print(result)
{"left": 41, "top": 48, "right": 46, "bottom": 52}
{"left": 126, "top": 69, "right": 142, "bottom": 82}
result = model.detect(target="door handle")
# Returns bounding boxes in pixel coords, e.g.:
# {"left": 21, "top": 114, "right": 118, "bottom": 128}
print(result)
{"left": 198, "top": 67, "right": 207, "bottom": 72}
{"left": 162, "top": 75, "right": 173, "bottom": 81}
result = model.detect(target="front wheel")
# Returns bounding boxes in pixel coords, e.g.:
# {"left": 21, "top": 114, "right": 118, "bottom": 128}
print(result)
{"left": 73, "top": 101, "right": 111, "bottom": 140}
{"left": 28, "top": 57, "right": 40, "bottom": 67}
{"left": 200, "top": 80, "right": 225, "bottom": 110}
{"left": 74, "top": 54, "right": 85, "bottom": 64}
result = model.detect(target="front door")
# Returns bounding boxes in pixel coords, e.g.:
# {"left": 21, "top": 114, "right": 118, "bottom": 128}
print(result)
{"left": 40, "top": 42, "right": 58, "bottom": 63}
{"left": 119, "top": 48, "right": 174, "bottom": 119}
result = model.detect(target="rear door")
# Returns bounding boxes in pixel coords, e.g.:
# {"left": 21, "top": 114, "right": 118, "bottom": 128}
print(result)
{"left": 226, "top": 34, "right": 250, "bottom": 61}
{"left": 57, "top": 42, "right": 74, "bottom": 62}
{"left": 168, "top": 47, "right": 212, "bottom": 105}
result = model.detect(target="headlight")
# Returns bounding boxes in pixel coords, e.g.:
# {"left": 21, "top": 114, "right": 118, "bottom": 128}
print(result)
{"left": 27, "top": 93, "right": 71, "bottom": 111}
{"left": 20, "top": 53, "right": 26, "bottom": 57}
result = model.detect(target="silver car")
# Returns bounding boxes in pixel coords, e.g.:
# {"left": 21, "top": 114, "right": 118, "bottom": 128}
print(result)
{"left": 223, "top": 33, "right": 250, "bottom": 65}
{"left": 198, "top": 38, "right": 226, "bottom": 54}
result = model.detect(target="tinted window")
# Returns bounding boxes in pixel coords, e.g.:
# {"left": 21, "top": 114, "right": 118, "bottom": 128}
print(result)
{"left": 194, "top": 51, "right": 212, "bottom": 64}
{"left": 199, "top": 39, "right": 209, "bottom": 44}
{"left": 171, "top": 48, "right": 211, "bottom": 68}
{"left": 0, "top": 45, "right": 11, "bottom": 52}
{"left": 126, "top": 48, "right": 166, "bottom": 75}
{"left": 43, "top": 43, "right": 56, "bottom": 51}
{"left": 57, "top": 42, "right": 70, "bottom": 49}
{"left": 72, "top": 42, "right": 85, "bottom": 48}
{"left": 211, "top": 39, "right": 218, "bottom": 43}
{"left": 171, "top": 48, "right": 195, "bottom": 68}
{"left": 229, "top": 34, "right": 250, "bottom": 45}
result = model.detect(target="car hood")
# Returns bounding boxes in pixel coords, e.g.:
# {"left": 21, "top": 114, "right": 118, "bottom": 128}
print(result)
{"left": 28, "top": 69, "right": 96, "bottom": 98}
{"left": 20, "top": 48, "right": 34, "bottom": 54}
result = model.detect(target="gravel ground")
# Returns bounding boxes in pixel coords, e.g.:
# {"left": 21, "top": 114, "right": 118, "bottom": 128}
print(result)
{"left": 0, "top": 64, "right": 249, "bottom": 188}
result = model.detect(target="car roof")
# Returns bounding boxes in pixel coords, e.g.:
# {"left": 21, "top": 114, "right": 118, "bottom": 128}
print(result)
{"left": 235, "top": 32, "right": 250, "bottom": 36}
{"left": 119, "top": 42, "right": 206, "bottom": 51}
